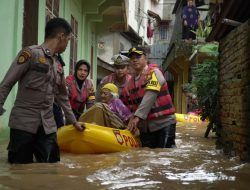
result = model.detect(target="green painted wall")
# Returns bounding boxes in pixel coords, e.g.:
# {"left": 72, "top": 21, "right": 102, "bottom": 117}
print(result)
{"left": 38, "top": 0, "right": 46, "bottom": 44}
{"left": 0, "top": 0, "right": 24, "bottom": 129}
{"left": 0, "top": 0, "right": 100, "bottom": 130}
{"left": 60, "top": 0, "right": 98, "bottom": 87}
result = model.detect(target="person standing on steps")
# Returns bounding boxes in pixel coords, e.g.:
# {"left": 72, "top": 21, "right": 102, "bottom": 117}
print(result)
{"left": 181, "top": 0, "right": 200, "bottom": 42}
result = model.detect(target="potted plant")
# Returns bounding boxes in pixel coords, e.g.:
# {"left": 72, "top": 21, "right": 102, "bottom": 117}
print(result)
{"left": 191, "top": 18, "right": 212, "bottom": 42}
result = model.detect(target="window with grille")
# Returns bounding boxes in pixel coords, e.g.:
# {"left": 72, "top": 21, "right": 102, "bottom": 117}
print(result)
{"left": 159, "top": 25, "right": 168, "bottom": 40}
{"left": 45, "top": 0, "right": 59, "bottom": 23}
{"left": 69, "top": 15, "right": 78, "bottom": 75}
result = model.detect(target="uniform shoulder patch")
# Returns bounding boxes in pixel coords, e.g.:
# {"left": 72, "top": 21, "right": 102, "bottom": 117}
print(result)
{"left": 17, "top": 49, "right": 32, "bottom": 64}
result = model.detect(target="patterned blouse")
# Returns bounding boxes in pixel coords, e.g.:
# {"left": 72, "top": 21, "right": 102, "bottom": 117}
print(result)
{"left": 108, "top": 98, "right": 132, "bottom": 122}
{"left": 182, "top": 5, "right": 199, "bottom": 28}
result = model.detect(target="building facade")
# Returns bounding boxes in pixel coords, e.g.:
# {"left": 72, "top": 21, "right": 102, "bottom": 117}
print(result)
{"left": 0, "top": 0, "right": 127, "bottom": 128}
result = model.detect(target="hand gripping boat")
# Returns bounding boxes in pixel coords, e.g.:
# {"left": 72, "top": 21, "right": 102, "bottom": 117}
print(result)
{"left": 57, "top": 123, "right": 141, "bottom": 154}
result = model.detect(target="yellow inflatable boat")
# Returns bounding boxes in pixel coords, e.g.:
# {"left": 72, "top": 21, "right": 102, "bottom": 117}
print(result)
{"left": 175, "top": 113, "right": 208, "bottom": 124}
{"left": 57, "top": 123, "right": 140, "bottom": 154}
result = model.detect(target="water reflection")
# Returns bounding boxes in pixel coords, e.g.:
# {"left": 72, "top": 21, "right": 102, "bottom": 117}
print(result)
{"left": 0, "top": 123, "right": 250, "bottom": 190}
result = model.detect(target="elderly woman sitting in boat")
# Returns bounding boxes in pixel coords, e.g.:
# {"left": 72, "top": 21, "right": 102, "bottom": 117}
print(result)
{"left": 100, "top": 83, "right": 132, "bottom": 123}
{"left": 58, "top": 83, "right": 140, "bottom": 154}
{"left": 79, "top": 83, "right": 132, "bottom": 130}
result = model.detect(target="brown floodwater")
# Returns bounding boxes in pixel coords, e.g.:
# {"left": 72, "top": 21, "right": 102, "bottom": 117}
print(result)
{"left": 0, "top": 123, "right": 249, "bottom": 190}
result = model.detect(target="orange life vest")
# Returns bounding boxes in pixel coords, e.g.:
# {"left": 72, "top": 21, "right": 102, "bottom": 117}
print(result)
{"left": 66, "top": 75, "right": 94, "bottom": 113}
{"left": 121, "top": 64, "right": 175, "bottom": 120}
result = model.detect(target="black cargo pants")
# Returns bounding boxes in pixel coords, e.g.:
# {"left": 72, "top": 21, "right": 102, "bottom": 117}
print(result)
{"left": 7, "top": 126, "right": 60, "bottom": 164}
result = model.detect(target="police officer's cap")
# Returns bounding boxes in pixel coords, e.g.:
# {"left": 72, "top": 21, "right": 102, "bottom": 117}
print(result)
{"left": 128, "top": 46, "right": 146, "bottom": 57}
{"left": 111, "top": 54, "right": 129, "bottom": 66}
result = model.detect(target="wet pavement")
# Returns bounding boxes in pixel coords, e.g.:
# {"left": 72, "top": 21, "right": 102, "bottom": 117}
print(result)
{"left": 0, "top": 123, "right": 249, "bottom": 190}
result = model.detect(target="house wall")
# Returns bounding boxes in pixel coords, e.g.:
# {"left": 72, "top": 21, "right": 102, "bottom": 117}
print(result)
{"left": 97, "top": 32, "right": 132, "bottom": 62}
{"left": 148, "top": 0, "right": 176, "bottom": 66}
{"left": 218, "top": 19, "right": 250, "bottom": 161}
{"left": 60, "top": 0, "right": 97, "bottom": 85}
{"left": 0, "top": 0, "right": 24, "bottom": 128}
{"left": 96, "top": 31, "right": 132, "bottom": 87}
{"left": 0, "top": 0, "right": 99, "bottom": 129}
{"left": 118, "top": 33, "right": 132, "bottom": 52}
{"left": 127, "top": 0, "right": 149, "bottom": 45}
{"left": 97, "top": 33, "right": 115, "bottom": 64}
{"left": 169, "top": 2, "right": 183, "bottom": 46}
{"left": 60, "top": 0, "right": 84, "bottom": 76}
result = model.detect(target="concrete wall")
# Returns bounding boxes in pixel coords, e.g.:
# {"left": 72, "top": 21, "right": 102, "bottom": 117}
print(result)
{"left": 0, "top": 0, "right": 24, "bottom": 129}
{"left": 118, "top": 33, "right": 132, "bottom": 52}
{"left": 127, "top": 0, "right": 149, "bottom": 45}
{"left": 97, "top": 32, "right": 132, "bottom": 64}
{"left": 218, "top": 20, "right": 250, "bottom": 161}
{"left": 97, "top": 33, "right": 116, "bottom": 63}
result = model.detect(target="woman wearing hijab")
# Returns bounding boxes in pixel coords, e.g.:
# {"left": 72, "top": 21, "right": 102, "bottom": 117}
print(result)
{"left": 100, "top": 83, "right": 132, "bottom": 123}
{"left": 66, "top": 60, "right": 95, "bottom": 120}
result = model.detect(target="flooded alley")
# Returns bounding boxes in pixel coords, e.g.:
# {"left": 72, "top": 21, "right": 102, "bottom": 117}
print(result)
{"left": 1, "top": 123, "right": 249, "bottom": 190}
{"left": 0, "top": 0, "right": 250, "bottom": 189}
